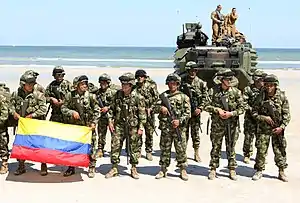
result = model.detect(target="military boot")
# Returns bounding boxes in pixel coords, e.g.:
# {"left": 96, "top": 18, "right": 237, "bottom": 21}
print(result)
{"left": 229, "top": 169, "right": 237, "bottom": 181}
{"left": 88, "top": 167, "right": 95, "bottom": 178}
{"left": 96, "top": 149, "right": 104, "bottom": 158}
{"left": 208, "top": 168, "right": 216, "bottom": 180}
{"left": 278, "top": 169, "right": 288, "bottom": 182}
{"left": 131, "top": 166, "right": 139, "bottom": 179}
{"left": 180, "top": 168, "right": 188, "bottom": 181}
{"left": 14, "top": 161, "right": 26, "bottom": 176}
{"left": 146, "top": 152, "right": 153, "bottom": 161}
{"left": 40, "top": 163, "right": 48, "bottom": 176}
{"left": 194, "top": 148, "right": 201, "bottom": 162}
{"left": 155, "top": 167, "right": 167, "bottom": 179}
{"left": 0, "top": 160, "right": 8, "bottom": 174}
{"left": 63, "top": 166, "right": 75, "bottom": 177}
{"left": 252, "top": 170, "right": 262, "bottom": 181}
{"left": 105, "top": 166, "right": 118, "bottom": 179}
{"left": 243, "top": 157, "right": 250, "bottom": 164}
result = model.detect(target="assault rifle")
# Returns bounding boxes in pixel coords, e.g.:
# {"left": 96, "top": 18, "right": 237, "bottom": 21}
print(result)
{"left": 159, "top": 93, "right": 182, "bottom": 142}
{"left": 220, "top": 95, "right": 232, "bottom": 155}
{"left": 123, "top": 103, "right": 130, "bottom": 165}
{"left": 97, "top": 95, "right": 108, "bottom": 118}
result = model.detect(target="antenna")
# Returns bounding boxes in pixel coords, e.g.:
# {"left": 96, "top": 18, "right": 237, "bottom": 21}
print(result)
{"left": 248, "top": 7, "right": 252, "bottom": 41}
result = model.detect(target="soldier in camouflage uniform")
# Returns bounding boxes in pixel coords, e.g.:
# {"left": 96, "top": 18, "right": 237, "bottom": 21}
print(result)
{"left": 10, "top": 72, "right": 48, "bottom": 176}
{"left": 61, "top": 75, "right": 100, "bottom": 178}
{"left": 94, "top": 73, "right": 118, "bottom": 158}
{"left": 105, "top": 72, "right": 146, "bottom": 179}
{"left": 205, "top": 69, "right": 244, "bottom": 181}
{"left": 45, "top": 66, "right": 73, "bottom": 123}
{"left": 24, "top": 70, "right": 45, "bottom": 93}
{"left": 0, "top": 83, "right": 10, "bottom": 174}
{"left": 251, "top": 74, "right": 290, "bottom": 182}
{"left": 154, "top": 73, "right": 191, "bottom": 181}
{"left": 180, "top": 61, "right": 208, "bottom": 162}
{"left": 242, "top": 69, "right": 267, "bottom": 163}
{"left": 134, "top": 69, "right": 159, "bottom": 161}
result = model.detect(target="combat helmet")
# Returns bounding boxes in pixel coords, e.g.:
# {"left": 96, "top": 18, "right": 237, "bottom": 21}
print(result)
{"left": 24, "top": 70, "right": 39, "bottom": 79}
{"left": 98, "top": 73, "right": 111, "bottom": 83}
{"left": 73, "top": 75, "right": 88, "bottom": 88}
{"left": 263, "top": 74, "right": 279, "bottom": 86}
{"left": 20, "top": 72, "right": 37, "bottom": 86}
{"left": 135, "top": 69, "right": 147, "bottom": 78}
{"left": 185, "top": 61, "right": 197, "bottom": 71}
{"left": 165, "top": 73, "right": 181, "bottom": 85}
{"left": 52, "top": 65, "right": 65, "bottom": 76}
{"left": 252, "top": 69, "right": 267, "bottom": 81}
{"left": 213, "top": 69, "right": 238, "bottom": 87}
{"left": 119, "top": 72, "right": 135, "bottom": 85}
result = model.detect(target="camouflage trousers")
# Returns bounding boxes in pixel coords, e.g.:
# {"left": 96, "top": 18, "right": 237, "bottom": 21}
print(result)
{"left": 110, "top": 123, "right": 141, "bottom": 166}
{"left": 138, "top": 114, "right": 155, "bottom": 153}
{"left": 50, "top": 113, "right": 65, "bottom": 123}
{"left": 159, "top": 127, "right": 187, "bottom": 169}
{"left": 0, "top": 129, "right": 9, "bottom": 160}
{"left": 209, "top": 120, "right": 239, "bottom": 170}
{"left": 89, "top": 130, "right": 97, "bottom": 168}
{"left": 243, "top": 115, "right": 257, "bottom": 158}
{"left": 186, "top": 116, "right": 201, "bottom": 149}
{"left": 254, "top": 131, "right": 287, "bottom": 171}
{"left": 97, "top": 118, "right": 108, "bottom": 150}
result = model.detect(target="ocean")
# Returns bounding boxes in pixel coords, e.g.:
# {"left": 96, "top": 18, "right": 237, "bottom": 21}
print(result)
{"left": 1, "top": 46, "right": 300, "bottom": 69}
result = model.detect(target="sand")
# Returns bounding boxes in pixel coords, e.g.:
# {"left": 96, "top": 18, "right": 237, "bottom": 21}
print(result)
{"left": 0, "top": 65, "right": 299, "bottom": 203}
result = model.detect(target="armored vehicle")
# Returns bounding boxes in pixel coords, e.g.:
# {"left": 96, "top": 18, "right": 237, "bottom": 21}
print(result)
{"left": 173, "top": 22, "right": 258, "bottom": 90}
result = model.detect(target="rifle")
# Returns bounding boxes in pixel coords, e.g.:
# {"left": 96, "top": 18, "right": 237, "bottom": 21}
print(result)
{"left": 97, "top": 95, "right": 108, "bottom": 118}
{"left": 159, "top": 93, "right": 182, "bottom": 142}
{"left": 206, "top": 117, "right": 211, "bottom": 135}
{"left": 123, "top": 103, "right": 130, "bottom": 165}
{"left": 264, "top": 101, "right": 286, "bottom": 157}
{"left": 220, "top": 95, "right": 232, "bottom": 155}
{"left": 73, "top": 98, "right": 87, "bottom": 125}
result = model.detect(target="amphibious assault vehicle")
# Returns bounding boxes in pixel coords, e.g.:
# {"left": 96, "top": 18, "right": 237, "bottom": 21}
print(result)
{"left": 173, "top": 22, "right": 258, "bottom": 90}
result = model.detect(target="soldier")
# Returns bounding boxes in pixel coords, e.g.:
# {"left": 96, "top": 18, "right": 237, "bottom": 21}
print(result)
{"left": 154, "top": 73, "right": 191, "bottom": 181}
{"left": 251, "top": 74, "right": 290, "bottom": 182}
{"left": 61, "top": 75, "right": 100, "bottom": 178}
{"left": 94, "top": 73, "right": 118, "bottom": 158}
{"left": 24, "top": 70, "right": 45, "bottom": 93}
{"left": 226, "top": 8, "right": 238, "bottom": 38}
{"left": 45, "top": 66, "right": 73, "bottom": 123}
{"left": 180, "top": 61, "right": 208, "bottom": 162}
{"left": 134, "top": 69, "right": 159, "bottom": 161}
{"left": 0, "top": 84, "right": 10, "bottom": 174}
{"left": 243, "top": 69, "right": 267, "bottom": 163}
{"left": 211, "top": 5, "right": 225, "bottom": 45}
{"left": 105, "top": 72, "right": 146, "bottom": 179}
{"left": 205, "top": 69, "right": 244, "bottom": 180}
{"left": 10, "top": 72, "right": 48, "bottom": 176}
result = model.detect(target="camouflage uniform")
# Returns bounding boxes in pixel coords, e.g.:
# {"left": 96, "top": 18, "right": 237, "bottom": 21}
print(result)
{"left": 154, "top": 73, "right": 191, "bottom": 181}
{"left": 205, "top": 69, "right": 244, "bottom": 180}
{"left": 94, "top": 73, "right": 118, "bottom": 157}
{"left": 45, "top": 66, "right": 73, "bottom": 123}
{"left": 251, "top": 74, "right": 290, "bottom": 182}
{"left": 105, "top": 72, "right": 146, "bottom": 179}
{"left": 61, "top": 75, "right": 100, "bottom": 178}
{"left": 242, "top": 70, "right": 266, "bottom": 163}
{"left": 180, "top": 61, "right": 208, "bottom": 162}
{"left": 134, "top": 69, "right": 159, "bottom": 161}
{"left": 10, "top": 72, "right": 48, "bottom": 176}
{"left": 0, "top": 84, "right": 10, "bottom": 174}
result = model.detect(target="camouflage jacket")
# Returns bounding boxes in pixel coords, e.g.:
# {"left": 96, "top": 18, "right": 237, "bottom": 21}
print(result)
{"left": 108, "top": 89, "right": 146, "bottom": 129}
{"left": 94, "top": 84, "right": 118, "bottom": 119}
{"left": 10, "top": 87, "right": 47, "bottom": 119}
{"left": 61, "top": 90, "right": 100, "bottom": 126}
{"left": 0, "top": 87, "right": 10, "bottom": 128}
{"left": 45, "top": 79, "right": 73, "bottom": 115}
{"left": 243, "top": 84, "right": 263, "bottom": 117}
{"left": 34, "top": 83, "right": 46, "bottom": 93}
{"left": 252, "top": 87, "right": 291, "bottom": 131}
{"left": 135, "top": 77, "right": 159, "bottom": 110}
{"left": 180, "top": 76, "right": 209, "bottom": 112}
{"left": 205, "top": 85, "right": 244, "bottom": 122}
{"left": 154, "top": 90, "right": 191, "bottom": 130}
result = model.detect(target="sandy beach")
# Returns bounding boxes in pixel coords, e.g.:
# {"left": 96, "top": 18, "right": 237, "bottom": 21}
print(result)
{"left": 0, "top": 65, "right": 299, "bottom": 203}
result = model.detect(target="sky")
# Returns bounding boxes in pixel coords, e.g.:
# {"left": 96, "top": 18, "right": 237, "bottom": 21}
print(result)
{"left": 0, "top": 0, "right": 298, "bottom": 48}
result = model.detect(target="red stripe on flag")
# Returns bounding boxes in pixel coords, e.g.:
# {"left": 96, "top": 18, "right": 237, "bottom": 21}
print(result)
{"left": 11, "top": 145, "right": 90, "bottom": 167}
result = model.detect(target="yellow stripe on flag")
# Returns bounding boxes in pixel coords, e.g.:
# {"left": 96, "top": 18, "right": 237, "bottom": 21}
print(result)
{"left": 17, "top": 117, "right": 92, "bottom": 144}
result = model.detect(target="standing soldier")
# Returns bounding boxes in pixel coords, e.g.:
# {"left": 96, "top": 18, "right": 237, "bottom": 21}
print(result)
{"left": 105, "top": 72, "right": 146, "bottom": 179}
{"left": 61, "top": 75, "right": 100, "bottom": 178}
{"left": 243, "top": 69, "right": 266, "bottom": 163}
{"left": 251, "top": 74, "right": 290, "bottom": 182}
{"left": 154, "top": 73, "right": 191, "bottom": 181}
{"left": 211, "top": 5, "right": 224, "bottom": 44}
{"left": 134, "top": 69, "right": 159, "bottom": 161}
{"left": 10, "top": 72, "right": 48, "bottom": 176}
{"left": 94, "top": 73, "right": 118, "bottom": 158}
{"left": 0, "top": 84, "right": 10, "bottom": 174}
{"left": 226, "top": 8, "right": 238, "bottom": 38}
{"left": 45, "top": 66, "right": 73, "bottom": 123}
{"left": 180, "top": 61, "right": 208, "bottom": 162}
{"left": 205, "top": 69, "right": 244, "bottom": 180}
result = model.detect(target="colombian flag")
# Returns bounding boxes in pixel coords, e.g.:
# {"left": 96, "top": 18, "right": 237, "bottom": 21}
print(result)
{"left": 11, "top": 117, "right": 92, "bottom": 167}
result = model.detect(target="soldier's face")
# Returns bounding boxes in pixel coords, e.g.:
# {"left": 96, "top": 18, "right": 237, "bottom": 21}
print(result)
{"left": 188, "top": 69, "right": 197, "bottom": 78}
{"left": 78, "top": 81, "right": 88, "bottom": 92}
{"left": 100, "top": 81, "right": 109, "bottom": 89}
{"left": 254, "top": 79, "right": 264, "bottom": 88}
{"left": 137, "top": 76, "right": 145, "bottom": 83}
{"left": 55, "top": 73, "right": 65, "bottom": 82}
{"left": 121, "top": 83, "right": 131, "bottom": 92}
{"left": 24, "top": 83, "right": 34, "bottom": 93}
{"left": 168, "top": 81, "right": 178, "bottom": 92}
{"left": 265, "top": 83, "right": 276, "bottom": 94}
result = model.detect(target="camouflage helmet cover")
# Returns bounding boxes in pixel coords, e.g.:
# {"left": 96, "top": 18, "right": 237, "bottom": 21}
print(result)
{"left": 135, "top": 69, "right": 147, "bottom": 78}
{"left": 264, "top": 74, "right": 279, "bottom": 86}
{"left": 213, "top": 69, "right": 239, "bottom": 87}
{"left": 52, "top": 65, "right": 65, "bottom": 76}
{"left": 119, "top": 72, "right": 135, "bottom": 85}
{"left": 185, "top": 61, "right": 197, "bottom": 70}
{"left": 165, "top": 73, "right": 181, "bottom": 85}
{"left": 24, "top": 70, "right": 39, "bottom": 79}
{"left": 98, "top": 73, "right": 111, "bottom": 83}
{"left": 73, "top": 75, "right": 88, "bottom": 87}
{"left": 20, "top": 72, "right": 37, "bottom": 86}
